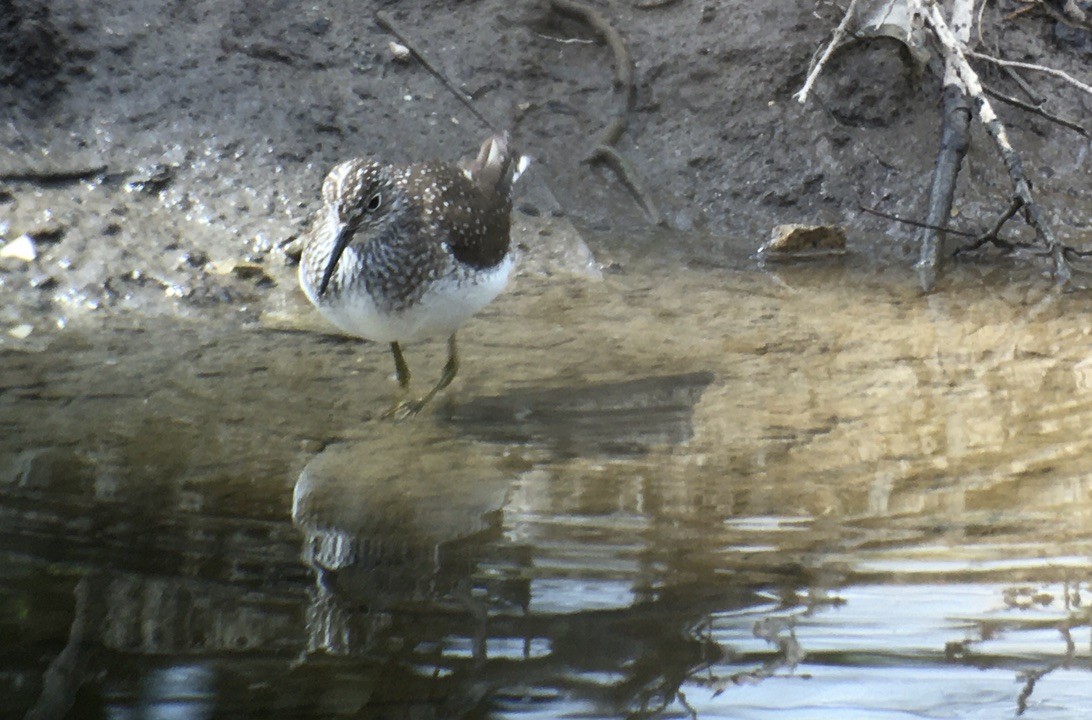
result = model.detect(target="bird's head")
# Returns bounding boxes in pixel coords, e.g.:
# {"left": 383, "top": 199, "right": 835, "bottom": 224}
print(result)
{"left": 317, "top": 160, "right": 399, "bottom": 296}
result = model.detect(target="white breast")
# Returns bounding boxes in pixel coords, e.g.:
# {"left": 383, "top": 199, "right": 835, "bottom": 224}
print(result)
{"left": 300, "top": 254, "right": 513, "bottom": 343}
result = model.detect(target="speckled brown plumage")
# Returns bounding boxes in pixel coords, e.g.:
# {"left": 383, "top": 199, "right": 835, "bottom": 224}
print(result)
{"left": 298, "top": 133, "right": 523, "bottom": 418}
{"left": 300, "top": 134, "right": 518, "bottom": 314}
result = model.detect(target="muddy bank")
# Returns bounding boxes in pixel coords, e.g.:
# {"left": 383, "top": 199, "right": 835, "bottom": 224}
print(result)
{"left": 1, "top": 0, "right": 1091, "bottom": 332}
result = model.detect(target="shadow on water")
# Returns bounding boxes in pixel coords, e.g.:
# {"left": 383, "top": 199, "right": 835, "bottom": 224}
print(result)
{"left": 447, "top": 372, "right": 715, "bottom": 455}
{"left": 1, "top": 253, "right": 1091, "bottom": 718}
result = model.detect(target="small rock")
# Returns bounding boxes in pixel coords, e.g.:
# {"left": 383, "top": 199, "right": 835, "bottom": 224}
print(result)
{"left": 208, "top": 259, "right": 273, "bottom": 283}
{"left": 389, "top": 41, "right": 411, "bottom": 62}
{"left": 250, "top": 233, "right": 274, "bottom": 254}
{"left": 230, "top": 262, "right": 271, "bottom": 282}
{"left": 8, "top": 324, "right": 34, "bottom": 340}
{"left": 206, "top": 260, "right": 233, "bottom": 275}
{"left": 0, "top": 235, "right": 37, "bottom": 262}
{"left": 307, "top": 17, "right": 332, "bottom": 36}
{"left": 759, "top": 224, "right": 847, "bottom": 260}
{"left": 671, "top": 210, "right": 694, "bottom": 232}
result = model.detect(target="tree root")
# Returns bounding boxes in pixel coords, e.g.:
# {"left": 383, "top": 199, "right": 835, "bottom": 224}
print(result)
{"left": 550, "top": 0, "right": 661, "bottom": 225}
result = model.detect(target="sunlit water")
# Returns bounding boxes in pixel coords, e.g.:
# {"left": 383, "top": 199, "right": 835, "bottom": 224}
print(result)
{"left": 1, "top": 233, "right": 1090, "bottom": 719}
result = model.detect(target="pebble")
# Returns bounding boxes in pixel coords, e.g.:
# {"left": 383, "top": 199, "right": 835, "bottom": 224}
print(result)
{"left": 389, "top": 41, "right": 411, "bottom": 62}
{"left": 758, "top": 223, "right": 847, "bottom": 259}
{"left": 0, "top": 235, "right": 37, "bottom": 262}
{"left": 8, "top": 324, "right": 34, "bottom": 340}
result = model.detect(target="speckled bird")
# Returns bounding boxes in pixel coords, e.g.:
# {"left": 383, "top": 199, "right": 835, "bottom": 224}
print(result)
{"left": 300, "top": 133, "right": 526, "bottom": 418}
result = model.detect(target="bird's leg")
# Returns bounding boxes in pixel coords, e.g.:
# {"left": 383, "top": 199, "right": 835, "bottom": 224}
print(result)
{"left": 390, "top": 341, "right": 411, "bottom": 389}
{"left": 420, "top": 333, "right": 459, "bottom": 403}
{"left": 381, "top": 341, "right": 413, "bottom": 419}
{"left": 386, "top": 334, "right": 459, "bottom": 420}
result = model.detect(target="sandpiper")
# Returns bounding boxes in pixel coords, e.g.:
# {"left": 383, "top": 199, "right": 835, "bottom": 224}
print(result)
{"left": 300, "top": 133, "right": 524, "bottom": 418}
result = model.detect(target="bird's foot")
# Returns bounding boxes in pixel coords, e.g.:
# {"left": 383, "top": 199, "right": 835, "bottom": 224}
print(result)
{"left": 380, "top": 397, "right": 426, "bottom": 421}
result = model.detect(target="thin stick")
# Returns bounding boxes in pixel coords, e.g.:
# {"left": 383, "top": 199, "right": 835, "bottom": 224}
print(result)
{"left": 968, "top": 50, "right": 1092, "bottom": 96}
{"left": 795, "top": 0, "right": 860, "bottom": 104}
{"left": 975, "top": 0, "right": 989, "bottom": 46}
{"left": 953, "top": 196, "right": 1024, "bottom": 254}
{"left": 1001, "top": 4, "right": 1038, "bottom": 22}
{"left": 0, "top": 165, "right": 107, "bottom": 184}
{"left": 634, "top": 0, "right": 683, "bottom": 9}
{"left": 374, "top": 11, "right": 496, "bottom": 132}
{"left": 859, "top": 204, "right": 976, "bottom": 237}
{"left": 983, "top": 85, "right": 1088, "bottom": 137}
{"left": 999, "top": 64, "right": 1044, "bottom": 104}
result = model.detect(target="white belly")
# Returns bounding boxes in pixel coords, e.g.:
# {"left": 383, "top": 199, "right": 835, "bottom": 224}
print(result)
{"left": 302, "top": 255, "right": 512, "bottom": 343}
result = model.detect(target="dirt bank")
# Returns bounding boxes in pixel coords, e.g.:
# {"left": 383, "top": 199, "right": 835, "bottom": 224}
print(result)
{"left": 1, "top": 0, "right": 1090, "bottom": 333}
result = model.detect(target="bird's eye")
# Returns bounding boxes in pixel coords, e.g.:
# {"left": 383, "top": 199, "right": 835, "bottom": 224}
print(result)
{"left": 366, "top": 194, "right": 381, "bottom": 212}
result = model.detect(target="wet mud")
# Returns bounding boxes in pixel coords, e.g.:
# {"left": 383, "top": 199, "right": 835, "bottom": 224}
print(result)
{"left": 1, "top": 0, "right": 1090, "bottom": 329}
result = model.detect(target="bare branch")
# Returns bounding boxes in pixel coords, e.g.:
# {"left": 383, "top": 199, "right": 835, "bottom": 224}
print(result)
{"left": 916, "top": 0, "right": 974, "bottom": 290}
{"left": 795, "top": 0, "right": 860, "bottom": 104}
{"left": 983, "top": 85, "right": 1089, "bottom": 137}
{"left": 924, "top": 3, "right": 1072, "bottom": 283}
{"left": 968, "top": 51, "right": 1092, "bottom": 96}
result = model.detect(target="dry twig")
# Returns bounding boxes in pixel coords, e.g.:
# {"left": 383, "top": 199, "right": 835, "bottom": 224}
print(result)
{"left": 374, "top": 12, "right": 497, "bottom": 131}
{"left": 0, "top": 165, "right": 107, "bottom": 185}
{"left": 968, "top": 50, "right": 1092, "bottom": 97}
{"left": 954, "top": 197, "right": 1026, "bottom": 255}
{"left": 795, "top": 0, "right": 861, "bottom": 105}
{"left": 983, "top": 85, "right": 1089, "bottom": 137}
{"left": 859, "top": 204, "right": 976, "bottom": 237}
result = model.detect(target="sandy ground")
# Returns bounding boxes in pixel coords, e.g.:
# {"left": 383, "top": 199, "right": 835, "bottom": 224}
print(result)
{"left": 0, "top": 0, "right": 1090, "bottom": 333}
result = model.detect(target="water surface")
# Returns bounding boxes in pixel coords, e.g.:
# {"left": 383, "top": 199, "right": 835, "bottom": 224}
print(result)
{"left": 2, "top": 243, "right": 1090, "bottom": 719}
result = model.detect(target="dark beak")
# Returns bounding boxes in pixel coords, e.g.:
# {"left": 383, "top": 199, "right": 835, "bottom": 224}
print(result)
{"left": 318, "top": 224, "right": 352, "bottom": 297}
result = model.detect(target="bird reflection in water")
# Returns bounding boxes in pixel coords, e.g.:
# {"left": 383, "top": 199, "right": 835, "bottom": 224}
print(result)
{"left": 287, "top": 373, "right": 748, "bottom": 718}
